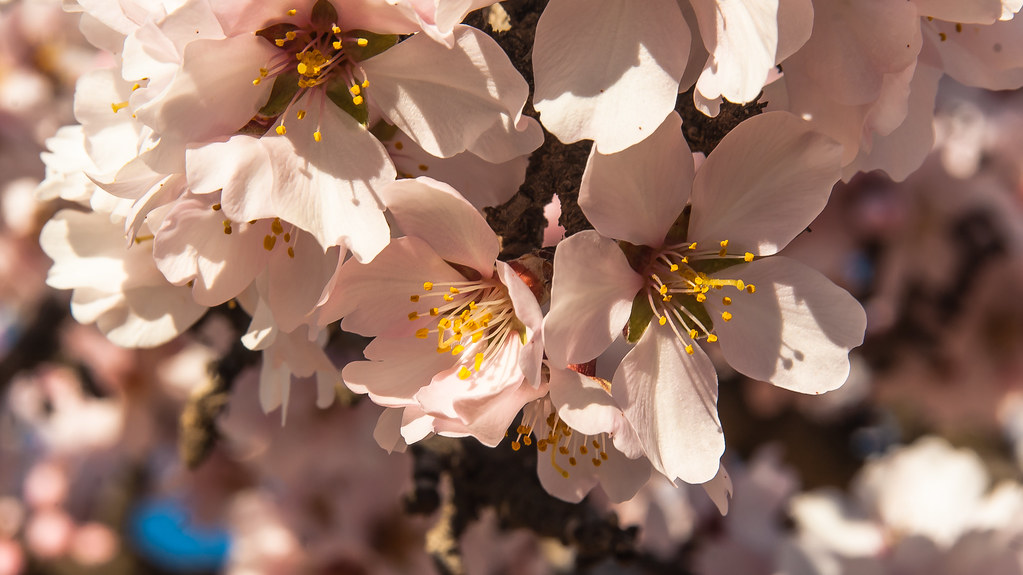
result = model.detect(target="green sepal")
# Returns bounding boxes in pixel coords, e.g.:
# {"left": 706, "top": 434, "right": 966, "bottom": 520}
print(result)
{"left": 325, "top": 76, "right": 368, "bottom": 126}
{"left": 688, "top": 257, "right": 748, "bottom": 276}
{"left": 311, "top": 0, "right": 338, "bottom": 28}
{"left": 625, "top": 291, "right": 654, "bottom": 344}
{"left": 257, "top": 70, "right": 300, "bottom": 117}
{"left": 619, "top": 241, "right": 653, "bottom": 275}
{"left": 675, "top": 294, "right": 714, "bottom": 334}
{"left": 369, "top": 121, "right": 399, "bottom": 142}
{"left": 255, "top": 23, "right": 301, "bottom": 46}
{"left": 664, "top": 205, "right": 691, "bottom": 246}
{"left": 343, "top": 30, "right": 399, "bottom": 62}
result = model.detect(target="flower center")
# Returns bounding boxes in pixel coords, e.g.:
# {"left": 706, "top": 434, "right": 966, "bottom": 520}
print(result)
{"left": 645, "top": 239, "right": 756, "bottom": 354}
{"left": 407, "top": 278, "right": 521, "bottom": 380}
{"left": 250, "top": 1, "right": 396, "bottom": 139}
{"left": 512, "top": 397, "right": 610, "bottom": 478}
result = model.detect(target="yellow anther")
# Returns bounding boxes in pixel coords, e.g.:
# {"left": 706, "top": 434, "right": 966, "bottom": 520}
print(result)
{"left": 296, "top": 109, "right": 306, "bottom": 119}
{"left": 568, "top": 457, "right": 577, "bottom": 466}
{"left": 287, "top": 247, "right": 295, "bottom": 258}
{"left": 468, "top": 301, "right": 477, "bottom": 310}
{"left": 746, "top": 284, "right": 756, "bottom": 294}
{"left": 223, "top": 221, "right": 233, "bottom": 235}
{"left": 357, "top": 37, "right": 369, "bottom": 46}
{"left": 736, "top": 280, "right": 745, "bottom": 291}
{"left": 696, "top": 293, "right": 707, "bottom": 303}
{"left": 707, "top": 334, "right": 718, "bottom": 342}
{"left": 429, "top": 308, "right": 439, "bottom": 316}
{"left": 276, "top": 125, "right": 287, "bottom": 135}
{"left": 275, "top": 38, "right": 287, "bottom": 46}
{"left": 415, "top": 328, "right": 429, "bottom": 339}
{"left": 332, "top": 24, "right": 341, "bottom": 34}
{"left": 419, "top": 164, "right": 429, "bottom": 171}
{"left": 662, "top": 295, "right": 673, "bottom": 302}
{"left": 600, "top": 451, "right": 608, "bottom": 461}
{"left": 286, "top": 31, "right": 297, "bottom": 40}
{"left": 579, "top": 445, "right": 588, "bottom": 454}
{"left": 559, "top": 446, "right": 570, "bottom": 455}
{"left": 252, "top": 78, "right": 262, "bottom": 85}
{"left": 408, "top": 312, "right": 418, "bottom": 321}
{"left": 458, "top": 366, "right": 472, "bottom": 380}
{"left": 689, "top": 329, "right": 698, "bottom": 339}
{"left": 511, "top": 441, "right": 521, "bottom": 451}
{"left": 722, "top": 297, "right": 732, "bottom": 305}
{"left": 283, "top": 232, "right": 291, "bottom": 242}
{"left": 313, "top": 131, "right": 322, "bottom": 142}
{"left": 471, "top": 332, "right": 482, "bottom": 343}
{"left": 721, "top": 311, "right": 733, "bottom": 322}
{"left": 111, "top": 101, "right": 129, "bottom": 113}
{"left": 271, "top": 218, "right": 284, "bottom": 235}
{"left": 349, "top": 84, "right": 361, "bottom": 96}
{"left": 362, "top": 79, "right": 369, "bottom": 88}
{"left": 332, "top": 40, "right": 342, "bottom": 49}
{"left": 436, "top": 345, "right": 450, "bottom": 354}
{"left": 451, "top": 345, "right": 465, "bottom": 356}
{"left": 443, "top": 294, "right": 454, "bottom": 302}
{"left": 352, "top": 95, "right": 364, "bottom": 106}
{"left": 263, "top": 234, "right": 277, "bottom": 251}
{"left": 720, "top": 240, "right": 729, "bottom": 248}
{"left": 131, "top": 83, "right": 141, "bottom": 91}
{"left": 694, "top": 276, "right": 704, "bottom": 285}
{"left": 523, "top": 436, "right": 532, "bottom": 446}
{"left": 438, "top": 318, "right": 451, "bottom": 329}
{"left": 744, "top": 252, "right": 754, "bottom": 262}
{"left": 212, "top": 203, "right": 222, "bottom": 211}
{"left": 592, "top": 458, "right": 602, "bottom": 467}
{"left": 474, "top": 353, "right": 484, "bottom": 371}
{"left": 685, "top": 344, "right": 694, "bottom": 355}
{"left": 689, "top": 242, "right": 698, "bottom": 250}
{"left": 658, "top": 316, "right": 667, "bottom": 326}
{"left": 423, "top": 282, "right": 433, "bottom": 291}
{"left": 410, "top": 295, "right": 420, "bottom": 302}
{"left": 287, "top": 8, "right": 297, "bottom": 15}
{"left": 670, "top": 264, "right": 679, "bottom": 272}
{"left": 659, "top": 285, "right": 668, "bottom": 295}
{"left": 449, "top": 287, "right": 460, "bottom": 294}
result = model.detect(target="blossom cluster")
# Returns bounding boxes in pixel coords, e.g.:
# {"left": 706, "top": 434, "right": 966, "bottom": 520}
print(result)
{"left": 33, "top": 0, "right": 1023, "bottom": 509}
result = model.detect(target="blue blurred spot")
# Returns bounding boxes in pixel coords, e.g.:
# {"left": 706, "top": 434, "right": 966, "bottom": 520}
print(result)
{"left": 130, "top": 496, "right": 230, "bottom": 572}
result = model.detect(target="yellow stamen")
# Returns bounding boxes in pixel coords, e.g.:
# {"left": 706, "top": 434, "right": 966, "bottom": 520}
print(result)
{"left": 408, "top": 312, "right": 419, "bottom": 321}
{"left": 276, "top": 125, "right": 287, "bottom": 135}
{"left": 423, "top": 282, "right": 433, "bottom": 291}
{"left": 264, "top": 235, "right": 277, "bottom": 251}
{"left": 352, "top": 95, "right": 364, "bottom": 106}
{"left": 410, "top": 295, "right": 420, "bottom": 302}
{"left": 296, "top": 109, "right": 306, "bottom": 120}
{"left": 685, "top": 344, "right": 694, "bottom": 355}
{"left": 721, "top": 311, "right": 733, "bottom": 322}
{"left": 111, "top": 101, "right": 129, "bottom": 113}
{"left": 357, "top": 38, "right": 369, "bottom": 46}
{"left": 744, "top": 252, "right": 754, "bottom": 262}
{"left": 415, "top": 329, "right": 429, "bottom": 339}
{"left": 707, "top": 334, "right": 718, "bottom": 342}
{"left": 458, "top": 366, "right": 472, "bottom": 380}
{"left": 722, "top": 297, "right": 732, "bottom": 305}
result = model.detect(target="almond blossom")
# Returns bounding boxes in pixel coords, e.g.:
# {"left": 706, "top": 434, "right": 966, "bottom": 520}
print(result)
{"left": 324, "top": 177, "right": 545, "bottom": 448}
{"left": 543, "top": 111, "right": 866, "bottom": 485}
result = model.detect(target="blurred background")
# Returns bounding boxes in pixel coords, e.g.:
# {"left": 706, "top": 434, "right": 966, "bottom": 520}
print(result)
{"left": 3, "top": 1, "right": 1023, "bottom": 574}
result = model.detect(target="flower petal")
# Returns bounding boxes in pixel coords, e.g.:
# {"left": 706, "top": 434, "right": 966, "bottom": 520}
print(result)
{"left": 543, "top": 231, "right": 643, "bottom": 367}
{"left": 533, "top": 0, "right": 690, "bottom": 153}
{"left": 580, "top": 111, "right": 692, "bottom": 246}
{"left": 612, "top": 326, "right": 724, "bottom": 484}
{"left": 342, "top": 335, "right": 456, "bottom": 407}
{"left": 496, "top": 261, "right": 544, "bottom": 388}
{"left": 690, "top": 0, "right": 779, "bottom": 107}
{"left": 381, "top": 177, "right": 499, "bottom": 278}
{"left": 708, "top": 257, "right": 866, "bottom": 394}
{"left": 689, "top": 111, "right": 842, "bottom": 255}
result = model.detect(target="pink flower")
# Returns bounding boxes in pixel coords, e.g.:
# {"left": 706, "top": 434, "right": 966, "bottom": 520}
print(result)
{"left": 325, "top": 178, "right": 545, "bottom": 447}
{"left": 543, "top": 111, "right": 866, "bottom": 484}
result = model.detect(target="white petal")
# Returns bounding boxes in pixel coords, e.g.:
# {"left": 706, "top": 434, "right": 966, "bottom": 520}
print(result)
{"left": 912, "top": 0, "right": 1004, "bottom": 24}
{"left": 698, "top": 463, "right": 734, "bottom": 515}
{"left": 580, "top": 111, "right": 692, "bottom": 246}
{"left": 496, "top": 261, "right": 544, "bottom": 388}
{"left": 612, "top": 327, "right": 724, "bottom": 484}
{"left": 342, "top": 336, "right": 456, "bottom": 406}
{"left": 689, "top": 111, "right": 842, "bottom": 255}
{"left": 533, "top": 0, "right": 690, "bottom": 153}
{"left": 709, "top": 257, "right": 866, "bottom": 394}
{"left": 543, "top": 231, "right": 643, "bottom": 367}
{"left": 363, "top": 26, "right": 530, "bottom": 158}
{"left": 691, "top": 0, "right": 779, "bottom": 106}
{"left": 381, "top": 177, "right": 499, "bottom": 278}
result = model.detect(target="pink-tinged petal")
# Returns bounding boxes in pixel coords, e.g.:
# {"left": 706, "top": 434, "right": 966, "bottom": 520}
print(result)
{"left": 912, "top": 0, "right": 1004, "bottom": 24}
{"left": 384, "top": 129, "right": 528, "bottom": 209}
{"left": 698, "top": 463, "right": 734, "bottom": 515}
{"left": 72, "top": 69, "right": 140, "bottom": 174}
{"left": 363, "top": 26, "right": 529, "bottom": 159}
{"left": 931, "top": 17, "right": 1023, "bottom": 90}
{"left": 186, "top": 136, "right": 275, "bottom": 218}
{"left": 466, "top": 113, "right": 544, "bottom": 165}
{"left": 153, "top": 194, "right": 268, "bottom": 306}
{"left": 580, "top": 112, "right": 692, "bottom": 246}
{"left": 496, "top": 261, "right": 544, "bottom": 387}
{"left": 373, "top": 407, "right": 408, "bottom": 453}
{"left": 843, "top": 64, "right": 942, "bottom": 182}
{"left": 258, "top": 93, "right": 395, "bottom": 259}
{"left": 689, "top": 112, "right": 842, "bottom": 255}
{"left": 536, "top": 445, "right": 600, "bottom": 503}
{"left": 690, "top": 0, "right": 779, "bottom": 107}
{"left": 776, "top": 0, "right": 814, "bottom": 63}
{"left": 265, "top": 234, "right": 341, "bottom": 333}
{"left": 342, "top": 336, "right": 456, "bottom": 406}
{"left": 708, "top": 257, "right": 866, "bottom": 394}
{"left": 612, "top": 327, "right": 724, "bottom": 484}
{"left": 327, "top": 237, "right": 465, "bottom": 335}
{"left": 533, "top": 0, "right": 690, "bottom": 153}
{"left": 381, "top": 177, "right": 499, "bottom": 278}
{"left": 72, "top": 285, "right": 206, "bottom": 348}
{"left": 543, "top": 231, "right": 643, "bottom": 367}
{"left": 134, "top": 35, "right": 275, "bottom": 149}
{"left": 781, "top": 0, "right": 921, "bottom": 107}
{"left": 388, "top": 0, "right": 494, "bottom": 46}
{"left": 548, "top": 367, "right": 620, "bottom": 437}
